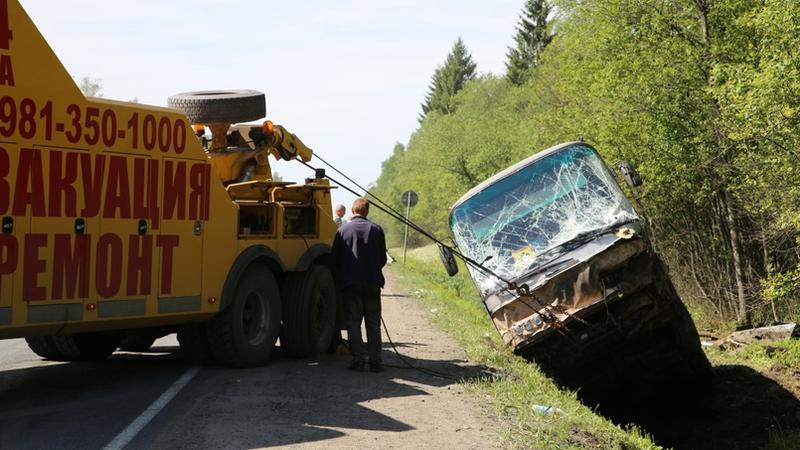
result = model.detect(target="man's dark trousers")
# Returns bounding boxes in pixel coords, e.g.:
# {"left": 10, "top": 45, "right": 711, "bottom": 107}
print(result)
{"left": 345, "top": 283, "right": 382, "bottom": 363}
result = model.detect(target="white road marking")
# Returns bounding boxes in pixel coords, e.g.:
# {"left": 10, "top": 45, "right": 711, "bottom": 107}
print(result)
{"left": 102, "top": 366, "right": 201, "bottom": 450}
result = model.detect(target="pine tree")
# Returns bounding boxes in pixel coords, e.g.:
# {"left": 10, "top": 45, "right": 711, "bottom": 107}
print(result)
{"left": 420, "top": 38, "right": 477, "bottom": 121}
{"left": 505, "top": 0, "right": 553, "bottom": 86}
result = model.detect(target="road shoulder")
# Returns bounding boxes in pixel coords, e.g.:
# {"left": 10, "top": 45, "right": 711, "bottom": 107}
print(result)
{"left": 133, "top": 269, "right": 498, "bottom": 449}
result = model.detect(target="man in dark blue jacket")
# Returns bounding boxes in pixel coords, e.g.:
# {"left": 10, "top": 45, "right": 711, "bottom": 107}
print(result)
{"left": 330, "top": 198, "right": 387, "bottom": 372}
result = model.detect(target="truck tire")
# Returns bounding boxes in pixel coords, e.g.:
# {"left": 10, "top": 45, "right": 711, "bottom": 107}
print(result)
{"left": 167, "top": 90, "right": 265, "bottom": 124}
{"left": 177, "top": 324, "right": 214, "bottom": 364}
{"left": 51, "top": 333, "right": 121, "bottom": 361}
{"left": 207, "top": 264, "right": 281, "bottom": 366}
{"left": 119, "top": 334, "right": 157, "bottom": 352}
{"left": 25, "top": 336, "right": 64, "bottom": 360}
{"left": 281, "top": 265, "right": 337, "bottom": 358}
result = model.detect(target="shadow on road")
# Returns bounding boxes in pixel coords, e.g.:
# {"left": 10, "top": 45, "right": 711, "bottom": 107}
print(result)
{"left": 0, "top": 339, "right": 492, "bottom": 449}
{"left": 582, "top": 365, "right": 800, "bottom": 450}
{"left": 127, "top": 342, "right": 493, "bottom": 449}
{"left": 0, "top": 350, "right": 190, "bottom": 450}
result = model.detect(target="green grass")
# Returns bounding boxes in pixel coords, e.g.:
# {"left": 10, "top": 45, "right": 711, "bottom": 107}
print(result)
{"left": 389, "top": 245, "right": 660, "bottom": 450}
{"left": 704, "top": 337, "right": 800, "bottom": 371}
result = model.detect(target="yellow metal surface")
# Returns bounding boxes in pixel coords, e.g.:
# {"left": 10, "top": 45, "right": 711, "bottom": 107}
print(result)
{"left": 0, "top": 0, "right": 336, "bottom": 338}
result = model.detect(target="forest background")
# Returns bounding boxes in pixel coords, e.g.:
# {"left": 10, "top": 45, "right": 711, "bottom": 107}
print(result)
{"left": 370, "top": 0, "right": 800, "bottom": 330}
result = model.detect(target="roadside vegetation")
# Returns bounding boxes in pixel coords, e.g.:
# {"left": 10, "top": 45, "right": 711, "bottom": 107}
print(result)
{"left": 392, "top": 245, "right": 800, "bottom": 449}
{"left": 372, "top": 2, "right": 800, "bottom": 446}
{"left": 372, "top": 0, "right": 800, "bottom": 331}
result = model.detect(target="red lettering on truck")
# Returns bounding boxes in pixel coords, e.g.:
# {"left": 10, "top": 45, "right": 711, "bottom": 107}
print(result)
{"left": 12, "top": 148, "right": 45, "bottom": 217}
{"left": 147, "top": 159, "right": 160, "bottom": 230}
{"left": 95, "top": 233, "right": 122, "bottom": 298}
{"left": 52, "top": 233, "right": 90, "bottom": 300}
{"left": 80, "top": 153, "right": 105, "bottom": 217}
{"left": 0, "top": 233, "right": 17, "bottom": 292}
{"left": 156, "top": 235, "right": 178, "bottom": 295}
{"left": 126, "top": 235, "right": 152, "bottom": 296}
{"left": 48, "top": 151, "right": 78, "bottom": 217}
{"left": 103, "top": 155, "right": 131, "bottom": 219}
{"left": 0, "top": 149, "right": 211, "bottom": 223}
{"left": 0, "top": 146, "right": 10, "bottom": 214}
{"left": 0, "top": 0, "right": 13, "bottom": 51}
{"left": 22, "top": 233, "right": 46, "bottom": 301}
{"left": 163, "top": 160, "right": 186, "bottom": 220}
{"left": 0, "top": 55, "right": 13, "bottom": 87}
{"left": 132, "top": 158, "right": 147, "bottom": 219}
{"left": 188, "top": 163, "right": 210, "bottom": 220}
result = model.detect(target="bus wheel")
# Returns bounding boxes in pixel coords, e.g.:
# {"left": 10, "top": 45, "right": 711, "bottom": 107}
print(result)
{"left": 207, "top": 264, "right": 281, "bottom": 366}
{"left": 281, "top": 265, "right": 337, "bottom": 358}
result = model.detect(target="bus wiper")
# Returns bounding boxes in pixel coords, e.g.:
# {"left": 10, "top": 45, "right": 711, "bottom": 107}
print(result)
{"left": 562, "top": 218, "right": 638, "bottom": 249}
{"left": 524, "top": 256, "right": 576, "bottom": 278}
{"left": 522, "top": 218, "right": 638, "bottom": 274}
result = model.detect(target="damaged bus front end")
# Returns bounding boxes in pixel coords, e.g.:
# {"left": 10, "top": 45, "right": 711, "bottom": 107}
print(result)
{"left": 448, "top": 142, "right": 711, "bottom": 392}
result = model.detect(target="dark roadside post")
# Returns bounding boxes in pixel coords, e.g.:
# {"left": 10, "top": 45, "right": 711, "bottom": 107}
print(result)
{"left": 401, "top": 190, "right": 418, "bottom": 264}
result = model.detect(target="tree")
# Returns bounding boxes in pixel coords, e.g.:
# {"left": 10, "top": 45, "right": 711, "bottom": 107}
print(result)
{"left": 374, "top": 0, "right": 800, "bottom": 328}
{"left": 505, "top": 0, "right": 553, "bottom": 86}
{"left": 419, "top": 38, "right": 477, "bottom": 121}
{"left": 76, "top": 75, "right": 103, "bottom": 97}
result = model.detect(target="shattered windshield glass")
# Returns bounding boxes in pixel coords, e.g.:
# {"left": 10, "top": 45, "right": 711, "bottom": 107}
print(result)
{"left": 450, "top": 145, "right": 638, "bottom": 296}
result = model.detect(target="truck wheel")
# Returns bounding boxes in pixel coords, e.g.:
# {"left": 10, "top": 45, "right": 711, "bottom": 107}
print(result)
{"left": 119, "top": 334, "right": 157, "bottom": 352}
{"left": 178, "top": 324, "right": 214, "bottom": 364}
{"left": 25, "top": 336, "right": 64, "bottom": 360}
{"left": 51, "top": 333, "right": 121, "bottom": 361}
{"left": 207, "top": 264, "right": 281, "bottom": 366}
{"left": 167, "top": 90, "right": 265, "bottom": 124}
{"left": 281, "top": 265, "right": 337, "bottom": 358}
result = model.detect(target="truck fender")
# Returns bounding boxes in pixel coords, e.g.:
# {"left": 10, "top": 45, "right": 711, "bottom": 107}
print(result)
{"left": 294, "top": 243, "right": 332, "bottom": 272}
{"left": 220, "top": 245, "right": 285, "bottom": 311}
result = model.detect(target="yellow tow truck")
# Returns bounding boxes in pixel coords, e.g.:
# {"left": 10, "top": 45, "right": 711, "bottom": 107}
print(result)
{"left": 0, "top": 0, "right": 339, "bottom": 365}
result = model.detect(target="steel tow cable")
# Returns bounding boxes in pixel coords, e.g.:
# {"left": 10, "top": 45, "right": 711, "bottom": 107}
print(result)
{"left": 294, "top": 155, "right": 579, "bottom": 332}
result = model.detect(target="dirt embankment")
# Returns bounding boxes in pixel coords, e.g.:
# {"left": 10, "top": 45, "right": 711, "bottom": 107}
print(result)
{"left": 136, "top": 271, "right": 498, "bottom": 449}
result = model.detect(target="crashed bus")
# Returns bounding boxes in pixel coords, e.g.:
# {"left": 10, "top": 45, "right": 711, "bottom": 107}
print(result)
{"left": 447, "top": 142, "right": 712, "bottom": 392}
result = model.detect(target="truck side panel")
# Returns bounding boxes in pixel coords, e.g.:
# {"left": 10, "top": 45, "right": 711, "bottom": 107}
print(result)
{"left": 0, "top": 0, "right": 240, "bottom": 338}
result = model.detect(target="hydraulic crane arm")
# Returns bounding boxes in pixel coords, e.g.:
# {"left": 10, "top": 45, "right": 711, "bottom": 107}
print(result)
{"left": 265, "top": 121, "right": 313, "bottom": 162}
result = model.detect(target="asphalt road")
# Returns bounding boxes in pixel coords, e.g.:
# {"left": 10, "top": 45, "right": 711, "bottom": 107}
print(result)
{"left": 0, "top": 275, "right": 495, "bottom": 450}
{"left": 0, "top": 335, "right": 193, "bottom": 450}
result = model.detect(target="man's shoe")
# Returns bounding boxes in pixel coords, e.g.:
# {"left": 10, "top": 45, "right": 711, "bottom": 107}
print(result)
{"left": 348, "top": 360, "right": 366, "bottom": 372}
{"left": 369, "top": 362, "right": 385, "bottom": 373}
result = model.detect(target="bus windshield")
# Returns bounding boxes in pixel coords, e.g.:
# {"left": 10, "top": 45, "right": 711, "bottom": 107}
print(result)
{"left": 450, "top": 145, "right": 638, "bottom": 295}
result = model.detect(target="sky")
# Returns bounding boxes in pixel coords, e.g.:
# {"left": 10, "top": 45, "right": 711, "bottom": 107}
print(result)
{"left": 20, "top": 0, "right": 524, "bottom": 211}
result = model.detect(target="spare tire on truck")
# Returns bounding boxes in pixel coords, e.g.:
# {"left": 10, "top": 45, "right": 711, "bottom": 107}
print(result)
{"left": 167, "top": 90, "right": 265, "bottom": 124}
